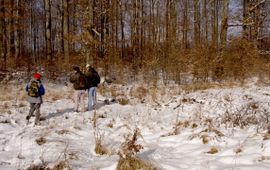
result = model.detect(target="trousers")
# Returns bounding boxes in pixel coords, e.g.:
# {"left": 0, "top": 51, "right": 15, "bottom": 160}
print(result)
{"left": 87, "top": 87, "right": 96, "bottom": 111}
{"left": 74, "top": 90, "right": 86, "bottom": 112}
{"left": 28, "top": 103, "right": 41, "bottom": 124}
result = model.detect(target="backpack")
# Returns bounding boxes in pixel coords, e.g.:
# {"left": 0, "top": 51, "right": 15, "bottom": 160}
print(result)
{"left": 92, "top": 70, "right": 100, "bottom": 86}
{"left": 78, "top": 73, "right": 88, "bottom": 89}
{"left": 28, "top": 81, "right": 39, "bottom": 97}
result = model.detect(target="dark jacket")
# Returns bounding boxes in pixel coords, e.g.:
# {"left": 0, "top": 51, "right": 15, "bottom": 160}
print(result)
{"left": 85, "top": 67, "right": 100, "bottom": 88}
{"left": 70, "top": 71, "right": 88, "bottom": 90}
{"left": 25, "top": 79, "right": 45, "bottom": 104}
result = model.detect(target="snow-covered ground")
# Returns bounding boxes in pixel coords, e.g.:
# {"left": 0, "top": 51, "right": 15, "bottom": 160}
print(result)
{"left": 0, "top": 80, "right": 270, "bottom": 170}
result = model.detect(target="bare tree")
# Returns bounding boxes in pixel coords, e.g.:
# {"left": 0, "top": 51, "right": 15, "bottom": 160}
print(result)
{"left": 211, "top": 0, "right": 219, "bottom": 48}
{"left": 220, "top": 0, "right": 230, "bottom": 47}
{"left": 194, "top": 0, "right": 201, "bottom": 47}
{"left": 0, "top": 0, "right": 4, "bottom": 70}
{"left": 183, "top": 0, "right": 189, "bottom": 48}
{"left": 62, "top": 0, "right": 69, "bottom": 62}
{"left": 44, "top": 0, "right": 52, "bottom": 62}
{"left": 203, "top": 0, "right": 209, "bottom": 44}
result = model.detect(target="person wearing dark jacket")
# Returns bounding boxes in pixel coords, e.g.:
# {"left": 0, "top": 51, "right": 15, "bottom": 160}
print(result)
{"left": 25, "top": 72, "right": 45, "bottom": 125}
{"left": 70, "top": 66, "right": 87, "bottom": 112}
{"left": 85, "top": 64, "right": 100, "bottom": 111}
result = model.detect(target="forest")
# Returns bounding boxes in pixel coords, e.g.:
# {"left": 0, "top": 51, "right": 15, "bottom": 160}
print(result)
{"left": 0, "top": 0, "right": 269, "bottom": 83}
{"left": 1, "top": 1, "right": 270, "bottom": 170}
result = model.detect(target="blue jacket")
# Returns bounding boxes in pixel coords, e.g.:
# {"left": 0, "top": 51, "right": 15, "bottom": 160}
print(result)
{"left": 26, "top": 79, "right": 45, "bottom": 103}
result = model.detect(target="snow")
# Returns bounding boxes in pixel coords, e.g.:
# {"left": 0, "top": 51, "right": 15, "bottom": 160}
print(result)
{"left": 0, "top": 80, "right": 270, "bottom": 169}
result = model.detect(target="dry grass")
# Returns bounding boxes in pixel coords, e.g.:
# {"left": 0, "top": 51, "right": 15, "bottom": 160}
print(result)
{"left": 92, "top": 110, "right": 98, "bottom": 128}
{"left": 162, "top": 120, "right": 193, "bottom": 137}
{"left": 116, "top": 128, "right": 157, "bottom": 170}
{"left": 51, "top": 161, "right": 72, "bottom": 170}
{"left": 18, "top": 102, "right": 27, "bottom": 107}
{"left": 46, "top": 89, "right": 64, "bottom": 101}
{"left": 35, "top": 137, "right": 47, "bottom": 145}
{"left": 130, "top": 86, "right": 149, "bottom": 100}
{"left": 201, "top": 134, "right": 209, "bottom": 144}
{"left": 0, "top": 85, "right": 13, "bottom": 101}
{"left": 182, "top": 81, "right": 238, "bottom": 92}
{"left": 3, "top": 102, "right": 9, "bottom": 109}
{"left": 92, "top": 112, "right": 108, "bottom": 155}
{"left": 26, "top": 164, "right": 47, "bottom": 170}
{"left": 107, "top": 123, "right": 113, "bottom": 128}
{"left": 56, "top": 129, "right": 70, "bottom": 135}
{"left": 117, "top": 156, "right": 157, "bottom": 170}
{"left": 234, "top": 148, "right": 242, "bottom": 154}
{"left": 119, "top": 128, "right": 144, "bottom": 157}
{"left": 73, "top": 125, "right": 82, "bottom": 130}
{"left": 26, "top": 160, "right": 72, "bottom": 170}
{"left": 206, "top": 147, "right": 219, "bottom": 154}
{"left": 263, "top": 131, "right": 270, "bottom": 140}
{"left": 95, "top": 138, "right": 108, "bottom": 155}
{"left": 118, "top": 98, "right": 129, "bottom": 105}
{"left": 257, "top": 156, "right": 270, "bottom": 162}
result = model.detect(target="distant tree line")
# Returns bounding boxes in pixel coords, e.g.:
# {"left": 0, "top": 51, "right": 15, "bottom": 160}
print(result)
{"left": 0, "top": 0, "right": 269, "bottom": 82}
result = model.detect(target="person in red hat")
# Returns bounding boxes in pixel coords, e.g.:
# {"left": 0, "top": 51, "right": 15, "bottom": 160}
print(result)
{"left": 25, "top": 72, "right": 45, "bottom": 125}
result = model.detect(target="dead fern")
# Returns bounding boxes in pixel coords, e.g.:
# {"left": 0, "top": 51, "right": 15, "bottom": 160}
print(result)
{"left": 119, "top": 128, "right": 144, "bottom": 157}
{"left": 117, "top": 128, "right": 156, "bottom": 170}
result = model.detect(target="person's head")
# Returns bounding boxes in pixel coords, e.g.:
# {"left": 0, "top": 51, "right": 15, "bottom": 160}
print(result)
{"left": 73, "top": 66, "right": 80, "bottom": 72}
{"left": 33, "top": 72, "right": 41, "bottom": 80}
{"left": 86, "top": 64, "right": 91, "bottom": 69}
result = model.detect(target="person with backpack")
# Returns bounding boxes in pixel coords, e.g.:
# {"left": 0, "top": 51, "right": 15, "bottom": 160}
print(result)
{"left": 85, "top": 64, "right": 100, "bottom": 111}
{"left": 70, "top": 66, "right": 88, "bottom": 112}
{"left": 25, "top": 72, "right": 45, "bottom": 125}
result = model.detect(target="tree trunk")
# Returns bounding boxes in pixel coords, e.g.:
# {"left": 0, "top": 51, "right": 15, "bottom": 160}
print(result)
{"left": 243, "top": 0, "right": 249, "bottom": 39}
{"left": 13, "top": 0, "right": 19, "bottom": 60}
{"left": 194, "top": 0, "right": 201, "bottom": 47}
{"left": 203, "top": 0, "right": 209, "bottom": 44}
{"left": 140, "top": 0, "right": 144, "bottom": 69}
{"left": 0, "top": 0, "right": 5, "bottom": 70}
{"left": 5, "top": 0, "right": 11, "bottom": 59}
{"left": 44, "top": 0, "right": 52, "bottom": 62}
{"left": 120, "top": 0, "right": 125, "bottom": 59}
{"left": 132, "top": 0, "right": 140, "bottom": 71}
{"left": 183, "top": 0, "right": 189, "bottom": 49}
{"left": 220, "top": 0, "right": 229, "bottom": 47}
{"left": 1, "top": 0, "right": 7, "bottom": 70}
{"left": 86, "top": 0, "right": 94, "bottom": 65}
{"left": 62, "top": 0, "right": 69, "bottom": 63}
{"left": 211, "top": 0, "right": 219, "bottom": 48}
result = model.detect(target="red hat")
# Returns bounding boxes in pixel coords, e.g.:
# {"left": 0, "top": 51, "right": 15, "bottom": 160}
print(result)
{"left": 33, "top": 73, "right": 41, "bottom": 80}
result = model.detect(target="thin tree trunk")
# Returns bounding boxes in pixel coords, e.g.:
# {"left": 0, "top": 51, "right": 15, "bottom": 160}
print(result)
{"left": 183, "top": 0, "right": 188, "bottom": 49}
{"left": 5, "top": 0, "right": 11, "bottom": 59}
{"left": 194, "top": 0, "right": 201, "bottom": 47}
{"left": 17, "top": 0, "right": 23, "bottom": 57}
{"left": 1, "top": 0, "right": 7, "bottom": 70}
{"left": 243, "top": 0, "right": 249, "bottom": 39}
{"left": 132, "top": 0, "right": 140, "bottom": 71}
{"left": 220, "top": 0, "right": 229, "bottom": 47}
{"left": 120, "top": 0, "right": 125, "bottom": 59}
{"left": 86, "top": 0, "right": 94, "bottom": 65}
{"left": 140, "top": 0, "right": 144, "bottom": 68}
{"left": 13, "top": 0, "right": 19, "bottom": 60}
{"left": 62, "top": 0, "right": 69, "bottom": 63}
{"left": 0, "top": 0, "right": 6, "bottom": 70}
{"left": 115, "top": 0, "right": 119, "bottom": 53}
{"left": 44, "top": 0, "right": 52, "bottom": 62}
{"left": 211, "top": 0, "right": 219, "bottom": 48}
{"left": 203, "top": 0, "right": 209, "bottom": 44}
